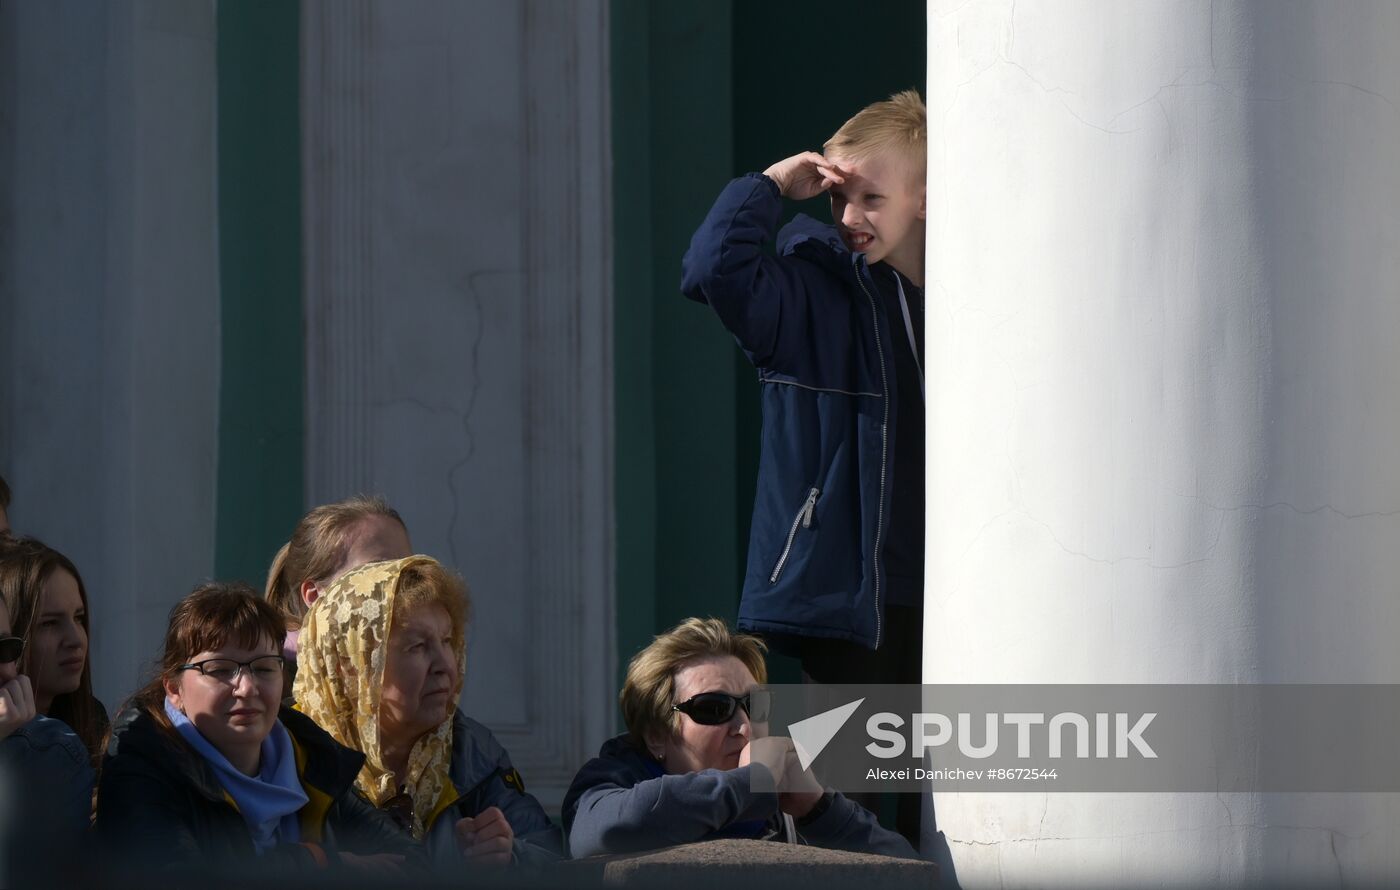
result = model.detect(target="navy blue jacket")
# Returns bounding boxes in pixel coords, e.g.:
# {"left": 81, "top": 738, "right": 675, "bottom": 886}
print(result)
{"left": 421, "top": 709, "right": 562, "bottom": 867}
{"left": 561, "top": 734, "right": 918, "bottom": 860}
{"left": 682, "top": 173, "right": 900, "bottom": 650}
{"left": 1, "top": 715, "right": 96, "bottom": 882}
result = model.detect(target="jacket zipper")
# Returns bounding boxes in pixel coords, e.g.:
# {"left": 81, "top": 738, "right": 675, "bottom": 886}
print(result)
{"left": 769, "top": 486, "right": 821, "bottom": 584}
{"left": 852, "top": 255, "right": 889, "bottom": 649}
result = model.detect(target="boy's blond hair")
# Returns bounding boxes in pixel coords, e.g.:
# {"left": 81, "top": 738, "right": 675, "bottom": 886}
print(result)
{"left": 620, "top": 617, "right": 768, "bottom": 749}
{"left": 824, "top": 89, "right": 926, "bottom": 182}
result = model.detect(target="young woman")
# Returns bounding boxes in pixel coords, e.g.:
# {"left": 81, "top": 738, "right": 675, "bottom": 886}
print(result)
{"left": 294, "top": 556, "right": 562, "bottom": 867}
{"left": 0, "top": 536, "right": 106, "bottom": 764}
{"left": 1, "top": 590, "right": 95, "bottom": 883}
{"left": 94, "top": 583, "right": 421, "bottom": 874}
{"left": 264, "top": 495, "right": 412, "bottom": 666}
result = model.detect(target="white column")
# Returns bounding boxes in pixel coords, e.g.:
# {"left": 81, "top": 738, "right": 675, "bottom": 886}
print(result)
{"left": 925, "top": 1, "right": 1400, "bottom": 885}
{"left": 0, "top": 0, "right": 220, "bottom": 709}
{"left": 301, "top": 0, "right": 614, "bottom": 808}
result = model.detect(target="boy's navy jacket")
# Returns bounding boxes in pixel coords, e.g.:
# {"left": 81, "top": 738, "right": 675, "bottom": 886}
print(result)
{"left": 681, "top": 172, "right": 900, "bottom": 651}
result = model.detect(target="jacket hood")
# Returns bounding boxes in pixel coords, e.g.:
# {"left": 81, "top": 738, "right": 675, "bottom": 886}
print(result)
{"left": 595, "top": 733, "right": 661, "bottom": 775}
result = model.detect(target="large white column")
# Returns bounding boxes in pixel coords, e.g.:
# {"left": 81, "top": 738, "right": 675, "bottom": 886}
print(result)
{"left": 925, "top": 1, "right": 1400, "bottom": 885}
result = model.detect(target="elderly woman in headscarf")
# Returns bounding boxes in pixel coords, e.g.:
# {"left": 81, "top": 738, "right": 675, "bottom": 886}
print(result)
{"left": 293, "top": 555, "right": 561, "bottom": 868}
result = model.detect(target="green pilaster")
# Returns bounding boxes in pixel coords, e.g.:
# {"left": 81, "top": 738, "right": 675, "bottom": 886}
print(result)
{"left": 612, "top": 2, "right": 926, "bottom": 694}
{"left": 612, "top": 0, "right": 740, "bottom": 691}
{"left": 214, "top": 1, "right": 303, "bottom": 584}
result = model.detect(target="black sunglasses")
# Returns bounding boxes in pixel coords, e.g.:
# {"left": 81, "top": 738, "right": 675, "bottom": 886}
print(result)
{"left": 0, "top": 636, "right": 23, "bottom": 665}
{"left": 672, "top": 690, "right": 771, "bottom": 726}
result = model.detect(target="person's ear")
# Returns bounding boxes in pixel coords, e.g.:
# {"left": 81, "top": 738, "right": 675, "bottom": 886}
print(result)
{"left": 164, "top": 676, "right": 183, "bottom": 712}
{"left": 644, "top": 729, "right": 667, "bottom": 762}
{"left": 300, "top": 579, "right": 320, "bottom": 608}
{"left": 918, "top": 184, "right": 927, "bottom": 220}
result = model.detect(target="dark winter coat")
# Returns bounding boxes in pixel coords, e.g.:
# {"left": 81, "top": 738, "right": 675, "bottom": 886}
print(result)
{"left": 95, "top": 704, "right": 422, "bottom": 873}
{"left": 681, "top": 173, "right": 905, "bottom": 650}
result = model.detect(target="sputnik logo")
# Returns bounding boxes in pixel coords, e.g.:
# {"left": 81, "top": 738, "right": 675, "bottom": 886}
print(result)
{"left": 788, "top": 698, "right": 865, "bottom": 770}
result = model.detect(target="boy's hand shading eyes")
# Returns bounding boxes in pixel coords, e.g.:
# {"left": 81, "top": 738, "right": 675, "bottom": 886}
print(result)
{"left": 763, "top": 152, "right": 848, "bottom": 201}
{"left": 0, "top": 674, "right": 35, "bottom": 742}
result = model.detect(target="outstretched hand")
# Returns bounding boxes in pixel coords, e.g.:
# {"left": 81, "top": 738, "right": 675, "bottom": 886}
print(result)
{"left": 0, "top": 674, "right": 35, "bottom": 742}
{"left": 455, "top": 806, "right": 514, "bottom": 866}
{"left": 762, "top": 152, "right": 848, "bottom": 201}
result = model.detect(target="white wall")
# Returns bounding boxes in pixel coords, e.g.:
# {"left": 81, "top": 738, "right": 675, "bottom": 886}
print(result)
{"left": 0, "top": 0, "right": 221, "bottom": 710}
{"left": 925, "top": 0, "right": 1400, "bottom": 884}
{"left": 301, "top": 0, "right": 614, "bottom": 808}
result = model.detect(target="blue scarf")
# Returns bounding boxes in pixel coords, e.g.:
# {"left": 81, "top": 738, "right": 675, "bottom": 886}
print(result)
{"left": 165, "top": 699, "right": 308, "bottom": 853}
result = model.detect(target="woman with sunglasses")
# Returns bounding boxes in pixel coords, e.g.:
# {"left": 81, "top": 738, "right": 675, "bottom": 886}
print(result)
{"left": 0, "top": 536, "right": 107, "bottom": 766}
{"left": 0, "top": 613, "right": 34, "bottom": 742}
{"left": 1, "top": 589, "right": 96, "bottom": 883}
{"left": 94, "top": 583, "right": 420, "bottom": 874}
{"left": 561, "top": 617, "right": 917, "bottom": 859}
{"left": 293, "top": 556, "right": 561, "bottom": 868}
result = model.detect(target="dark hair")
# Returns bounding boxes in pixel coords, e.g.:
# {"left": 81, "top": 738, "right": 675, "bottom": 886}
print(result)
{"left": 128, "top": 582, "right": 287, "bottom": 731}
{"left": 0, "top": 472, "right": 11, "bottom": 510}
{"left": 265, "top": 495, "right": 407, "bottom": 628}
{"left": 0, "top": 536, "right": 104, "bottom": 763}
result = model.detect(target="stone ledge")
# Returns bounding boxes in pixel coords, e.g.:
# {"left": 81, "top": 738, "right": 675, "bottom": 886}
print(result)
{"left": 585, "top": 838, "right": 937, "bottom": 888}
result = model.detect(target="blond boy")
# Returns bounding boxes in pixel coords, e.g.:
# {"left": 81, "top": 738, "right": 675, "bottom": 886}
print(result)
{"left": 681, "top": 90, "right": 930, "bottom": 849}
{"left": 682, "top": 87, "right": 926, "bottom": 665}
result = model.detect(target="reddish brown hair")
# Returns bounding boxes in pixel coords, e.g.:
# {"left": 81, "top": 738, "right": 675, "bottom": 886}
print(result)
{"left": 128, "top": 582, "right": 287, "bottom": 732}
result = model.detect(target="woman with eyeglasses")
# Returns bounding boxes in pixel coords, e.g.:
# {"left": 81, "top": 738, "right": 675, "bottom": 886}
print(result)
{"left": 94, "top": 583, "right": 420, "bottom": 874}
{"left": 561, "top": 617, "right": 917, "bottom": 859}
{"left": 293, "top": 556, "right": 562, "bottom": 869}
{"left": 1, "top": 587, "right": 96, "bottom": 883}
{"left": 0, "top": 536, "right": 107, "bottom": 766}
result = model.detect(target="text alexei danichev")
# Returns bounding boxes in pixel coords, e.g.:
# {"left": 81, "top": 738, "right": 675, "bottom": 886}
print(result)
{"left": 867, "top": 767, "right": 980, "bottom": 781}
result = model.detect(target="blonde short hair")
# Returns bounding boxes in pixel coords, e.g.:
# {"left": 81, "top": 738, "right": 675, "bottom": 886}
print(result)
{"left": 619, "top": 617, "right": 768, "bottom": 747}
{"left": 824, "top": 89, "right": 927, "bottom": 182}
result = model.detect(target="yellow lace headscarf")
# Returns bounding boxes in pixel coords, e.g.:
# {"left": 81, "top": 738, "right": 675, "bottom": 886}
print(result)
{"left": 293, "top": 555, "right": 468, "bottom": 838}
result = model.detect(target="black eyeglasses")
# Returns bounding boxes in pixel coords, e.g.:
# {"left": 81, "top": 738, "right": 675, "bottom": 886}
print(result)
{"left": 0, "top": 636, "right": 23, "bottom": 665}
{"left": 176, "top": 655, "right": 285, "bottom": 684}
{"left": 673, "top": 690, "right": 770, "bottom": 726}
